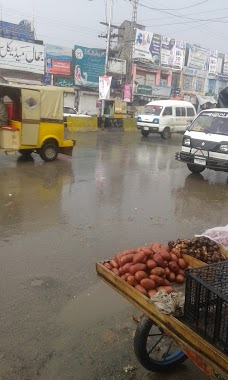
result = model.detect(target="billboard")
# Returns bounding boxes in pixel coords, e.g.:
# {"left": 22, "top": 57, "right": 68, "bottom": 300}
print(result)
{"left": 134, "top": 29, "right": 185, "bottom": 68}
{"left": 208, "top": 50, "right": 217, "bottom": 75}
{"left": 173, "top": 40, "right": 186, "bottom": 69}
{"left": 0, "top": 20, "right": 35, "bottom": 42}
{"left": 0, "top": 38, "right": 44, "bottom": 74}
{"left": 161, "top": 36, "right": 175, "bottom": 66}
{"left": 45, "top": 45, "right": 72, "bottom": 75}
{"left": 187, "top": 45, "right": 209, "bottom": 70}
{"left": 134, "top": 29, "right": 162, "bottom": 65}
{"left": 74, "top": 45, "right": 106, "bottom": 87}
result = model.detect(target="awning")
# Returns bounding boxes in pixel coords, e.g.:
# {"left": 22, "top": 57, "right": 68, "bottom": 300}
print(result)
{"left": 3, "top": 77, "right": 43, "bottom": 86}
{"left": 197, "top": 95, "right": 216, "bottom": 106}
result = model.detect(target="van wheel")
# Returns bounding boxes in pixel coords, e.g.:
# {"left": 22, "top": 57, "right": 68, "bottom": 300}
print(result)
{"left": 40, "top": 142, "right": 58, "bottom": 162}
{"left": 141, "top": 130, "right": 149, "bottom": 137}
{"left": 187, "top": 163, "right": 205, "bottom": 173}
{"left": 161, "top": 127, "right": 171, "bottom": 139}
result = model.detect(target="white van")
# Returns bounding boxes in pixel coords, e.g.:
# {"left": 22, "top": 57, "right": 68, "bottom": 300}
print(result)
{"left": 137, "top": 100, "right": 196, "bottom": 138}
{"left": 176, "top": 108, "right": 228, "bottom": 174}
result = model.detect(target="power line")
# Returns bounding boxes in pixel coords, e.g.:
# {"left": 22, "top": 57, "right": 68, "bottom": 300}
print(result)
{"left": 140, "top": 6, "right": 228, "bottom": 22}
{"left": 140, "top": 0, "right": 209, "bottom": 11}
{"left": 137, "top": 1, "right": 228, "bottom": 24}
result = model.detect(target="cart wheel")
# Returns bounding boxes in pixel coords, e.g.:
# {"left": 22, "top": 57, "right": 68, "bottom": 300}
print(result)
{"left": 134, "top": 315, "right": 187, "bottom": 372}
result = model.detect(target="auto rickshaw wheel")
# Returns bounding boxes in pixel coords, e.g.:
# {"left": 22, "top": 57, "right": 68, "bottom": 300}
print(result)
{"left": 18, "top": 149, "right": 34, "bottom": 156}
{"left": 40, "top": 142, "right": 58, "bottom": 162}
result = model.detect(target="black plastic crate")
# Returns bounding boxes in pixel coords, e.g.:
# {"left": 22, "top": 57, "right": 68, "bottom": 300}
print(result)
{"left": 184, "top": 261, "right": 228, "bottom": 353}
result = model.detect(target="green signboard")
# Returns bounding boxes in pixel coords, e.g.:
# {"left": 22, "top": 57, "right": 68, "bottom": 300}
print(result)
{"left": 137, "top": 84, "right": 152, "bottom": 95}
{"left": 74, "top": 45, "right": 106, "bottom": 88}
{"left": 56, "top": 77, "right": 74, "bottom": 87}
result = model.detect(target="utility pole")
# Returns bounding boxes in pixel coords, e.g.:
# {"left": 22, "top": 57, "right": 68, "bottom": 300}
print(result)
{"left": 100, "top": 0, "right": 114, "bottom": 117}
{"left": 127, "top": 0, "right": 138, "bottom": 93}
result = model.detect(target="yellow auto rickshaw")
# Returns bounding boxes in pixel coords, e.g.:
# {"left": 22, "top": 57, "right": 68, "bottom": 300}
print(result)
{"left": 0, "top": 83, "right": 75, "bottom": 162}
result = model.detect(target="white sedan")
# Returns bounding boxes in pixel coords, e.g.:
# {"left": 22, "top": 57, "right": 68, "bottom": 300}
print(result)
{"left": 63, "top": 107, "right": 92, "bottom": 118}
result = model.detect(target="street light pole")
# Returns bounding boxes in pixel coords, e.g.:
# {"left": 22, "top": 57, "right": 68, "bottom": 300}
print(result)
{"left": 101, "top": 0, "right": 114, "bottom": 116}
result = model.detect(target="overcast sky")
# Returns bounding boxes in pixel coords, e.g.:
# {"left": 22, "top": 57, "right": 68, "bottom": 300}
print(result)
{"left": 1, "top": 0, "right": 228, "bottom": 53}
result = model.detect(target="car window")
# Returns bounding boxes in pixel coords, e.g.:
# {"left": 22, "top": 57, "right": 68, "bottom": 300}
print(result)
{"left": 176, "top": 107, "right": 186, "bottom": 117}
{"left": 64, "top": 107, "right": 76, "bottom": 114}
{"left": 140, "top": 105, "right": 163, "bottom": 116}
{"left": 189, "top": 112, "right": 228, "bottom": 135}
{"left": 163, "top": 107, "right": 172, "bottom": 116}
{"left": 187, "top": 107, "right": 195, "bottom": 117}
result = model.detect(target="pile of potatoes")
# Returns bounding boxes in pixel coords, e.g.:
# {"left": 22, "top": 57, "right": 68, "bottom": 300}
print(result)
{"left": 103, "top": 242, "right": 189, "bottom": 298}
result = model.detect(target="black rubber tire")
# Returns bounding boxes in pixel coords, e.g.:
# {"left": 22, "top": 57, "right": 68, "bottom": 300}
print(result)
{"left": 141, "top": 130, "right": 149, "bottom": 137}
{"left": 187, "top": 163, "right": 205, "bottom": 173}
{"left": 40, "top": 142, "right": 58, "bottom": 162}
{"left": 18, "top": 149, "right": 34, "bottom": 156}
{"left": 134, "top": 316, "right": 187, "bottom": 372}
{"left": 161, "top": 127, "right": 171, "bottom": 139}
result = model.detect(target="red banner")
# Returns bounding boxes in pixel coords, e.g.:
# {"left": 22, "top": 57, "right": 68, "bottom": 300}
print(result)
{"left": 46, "top": 59, "right": 71, "bottom": 75}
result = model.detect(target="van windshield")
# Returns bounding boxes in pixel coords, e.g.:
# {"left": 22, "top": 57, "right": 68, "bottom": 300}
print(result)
{"left": 140, "top": 105, "right": 163, "bottom": 116}
{"left": 189, "top": 112, "right": 228, "bottom": 136}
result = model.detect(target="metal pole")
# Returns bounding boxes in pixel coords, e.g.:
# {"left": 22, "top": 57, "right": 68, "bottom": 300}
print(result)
{"left": 102, "top": 0, "right": 113, "bottom": 117}
{"left": 128, "top": 0, "right": 138, "bottom": 100}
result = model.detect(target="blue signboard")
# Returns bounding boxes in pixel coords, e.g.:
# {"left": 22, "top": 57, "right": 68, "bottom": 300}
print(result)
{"left": 74, "top": 45, "right": 106, "bottom": 88}
{"left": 0, "top": 20, "right": 35, "bottom": 42}
{"left": 44, "top": 73, "right": 52, "bottom": 85}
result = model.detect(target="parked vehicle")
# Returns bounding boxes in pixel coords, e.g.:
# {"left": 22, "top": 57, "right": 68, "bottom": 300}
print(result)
{"left": 0, "top": 84, "right": 75, "bottom": 162}
{"left": 137, "top": 100, "right": 196, "bottom": 138}
{"left": 63, "top": 107, "right": 91, "bottom": 118}
{"left": 175, "top": 108, "right": 228, "bottom": 173}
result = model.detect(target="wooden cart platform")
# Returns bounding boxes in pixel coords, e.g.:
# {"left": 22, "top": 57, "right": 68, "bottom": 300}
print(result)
{"left": 96, "top": 254, "right": 228, "bottom": 380}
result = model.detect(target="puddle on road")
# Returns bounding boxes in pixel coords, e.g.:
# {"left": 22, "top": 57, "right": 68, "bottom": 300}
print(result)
{"left": 56, "top": 281, "right": 133, "bottom": 331}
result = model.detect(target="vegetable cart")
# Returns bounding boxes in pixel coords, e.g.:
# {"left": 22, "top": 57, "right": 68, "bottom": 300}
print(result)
{"left": 96, "top": 254, "right": 228, "bottom": 380}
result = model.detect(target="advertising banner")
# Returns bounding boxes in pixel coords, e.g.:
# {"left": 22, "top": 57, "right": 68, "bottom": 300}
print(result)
{"left": 149, "top": 33, "right": 162, "bottom": 65}
{"left": 188, "top": 45, "right": 209, "bottom": 70}
{"left": 45, "top": 44, "right": 72, "bottom": 75}
{"left": 99, "top": 76, "right": 112, "bottom": 100}
{"left": 123, "top": 84, "right": 131, "bottom": 102}
{"left": 223, "top": 55, "right": 228, "bottom": 75}
{"left": 0, "top": 20, "right": 35, "bottom": 42}
{"left": 134, "top": 29, "right": 185, "bottom": 68}
{"left": 137, "top": 84, "right": 152, "bottom": 95}
{"left": 74, "top": 45, "right": 106, "bottom": 87}
{"left": 161, "top": 36, "right": 175, "bottom": 67}
{"left": 0, "top": 37, "right": 44, "bottom": 74}
{"left": 47, "top": 60, "right": 70, "bottom": 75}
{"left": 208, "top": 50, "right": 217, "bottom": 75}
{"left": 134, "top": 29, "right": 153, "bottom": 61}
{"left": 134, "top": 29, "right": 161, "bottom": 65}
{"left": 56, "top": 77, "right": 74, "bottom": 87}
{"left": 173, "top": 40, "right": 186, "bottom": 69}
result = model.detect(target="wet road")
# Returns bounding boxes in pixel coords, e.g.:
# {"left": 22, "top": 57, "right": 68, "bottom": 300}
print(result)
{"left": 0, "top": 132, "right": 227, "bottom": 380}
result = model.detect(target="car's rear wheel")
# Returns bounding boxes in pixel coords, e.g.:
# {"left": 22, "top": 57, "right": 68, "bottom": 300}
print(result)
{"left": 187, "top": 163, "right": 205, "bottom": 173}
